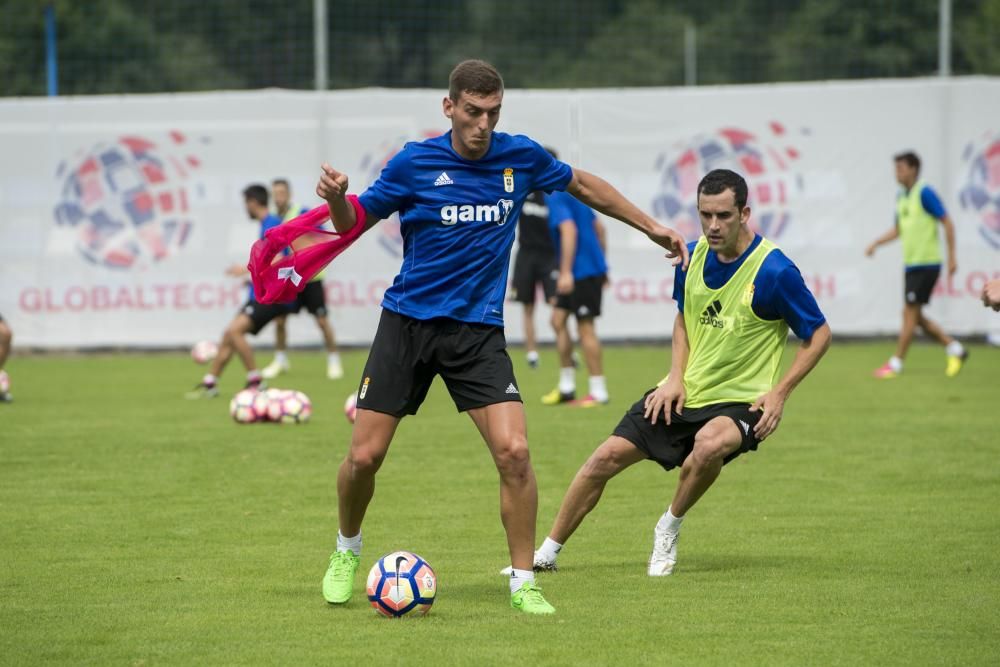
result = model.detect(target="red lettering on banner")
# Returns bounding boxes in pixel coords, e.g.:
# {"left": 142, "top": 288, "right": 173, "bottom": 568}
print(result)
{"left": 66, "top": 287, "right": 86, "bottom": 312}
{"left": 194, "top": 283, "right": 214, "bottom": 309}
{"left": 173, "top": 284, "right": 190, "bottom": 309}
{"left": 93, "top": 286, "right": 110, "bottom": 310}
{"left": 44, "top": 289, "right": 62, "bottom": 312}
{"left": 19, "top": 288, "right": 40, "bottom": 313}
{"left": 325, "top": 280, "right": 387, "bottom": 307}
{"left": 153, "top": 284, "right": 170, "bottom": 308}
{"left": 113, "top": 286, "right": 134, "bottom": 309}
{"left": 807, "top": 275, "right": 836, "bottom": 299}
{"left": 612, "top": 278, "right": 674, "bottom": 305}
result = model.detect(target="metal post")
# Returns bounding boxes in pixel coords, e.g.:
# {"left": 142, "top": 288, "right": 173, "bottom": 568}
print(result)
{"left": 314, "top": 0, "right": 328, "bottom": 90}
{"left": 45, "top": 3, "right": 58, "bottom": 96}
{"left": 938, "top": 0, "right": 951, "bottom": 77}
{"left": 684, "top": 22, "right": 697, "bottom": 86}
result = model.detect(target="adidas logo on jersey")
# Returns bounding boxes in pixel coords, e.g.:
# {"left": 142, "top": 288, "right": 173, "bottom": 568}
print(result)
{"left": 434, "top": 172, "right": 454, "bottom": 186}
{"left": 699, "top": 299, "right": 725, "bottom": 328}
{"left": 440, "top": 199, "right": 515, "bottom": 226}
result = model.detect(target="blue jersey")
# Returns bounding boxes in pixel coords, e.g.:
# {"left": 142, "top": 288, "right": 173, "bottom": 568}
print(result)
{"left": 545, "top": 191, "right": 607, "bottom": 280}
{"left": 249, "top": 213, "right": 283, "bottom": 302}
{"left": 673, "top": 236, "right": 826, "bottom": 340}
{"left": 360, "top": 131, "right": 573, "bottom": 325}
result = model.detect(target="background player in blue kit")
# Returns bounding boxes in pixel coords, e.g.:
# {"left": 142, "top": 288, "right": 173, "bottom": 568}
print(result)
{"left": 540, "top": 150, "right": 611, "bottom": 407}
{"left": 316, "top": 60, "right": 688, "bottom": 615}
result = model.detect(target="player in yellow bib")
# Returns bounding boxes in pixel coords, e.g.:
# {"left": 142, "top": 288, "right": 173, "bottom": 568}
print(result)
{"left": 511, "top": 169, "right": 831, "bottom": 576}
{"left": 866, "top": 151, "right": 966, "bottom": 378}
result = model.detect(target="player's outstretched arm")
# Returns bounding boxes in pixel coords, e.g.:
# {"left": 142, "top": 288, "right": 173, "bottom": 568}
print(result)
{"left": 645, "top": 313, "right": 689, "bottom": 426}
{"left": 567, "top": 168, "right": 689, "bottom": 269}
{"left": 865, "top": 227, "right": 899, "bottom": 257}
{"left": 316, "top": 163, "right": 379, "bottom": 233}
{"left": 750, "top": 322, "right": 832, "bottom": 440}
{"left": 940, "top": 214, "right": 958, "bottom": 276}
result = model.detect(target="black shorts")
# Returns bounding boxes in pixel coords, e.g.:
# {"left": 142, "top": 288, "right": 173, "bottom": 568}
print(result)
{"left": 904, "top": 266, "right": 940, "bottom": 305}
{"left": 511, "top": 250, "right": 557, "bottom": 305}
{"left": 357, "top": 309, "right": 522, "bottom": 417}
{"left": 555, "top": 274, "right": 605, "bottom": 319}
{"left": 612, "top": 389, "right": 762, "bottom": 471}
{"left": 240, "top": 299, "right": 292, "bottom": 336}
{"left": 291, "top": 280, "right": 328, "bottom": 317}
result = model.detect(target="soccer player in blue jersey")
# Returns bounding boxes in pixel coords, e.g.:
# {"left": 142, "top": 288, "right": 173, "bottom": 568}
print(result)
{"left": 316, "top": 59, "right": 688, "bottom": 615}
{"left": 540, "top": 149, "right": 611, "bottom": 406}
{"left": 519, "top": 169, "right": 831, "bottom": 577}
{"left": 866, "top": 151, "right": 967, "bottom": 378}
{"left": 187, "top": 184, "right": 290, "bottom": 398}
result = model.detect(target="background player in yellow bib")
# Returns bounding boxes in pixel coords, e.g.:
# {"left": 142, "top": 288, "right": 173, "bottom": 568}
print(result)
{"left": 509, "top": 168, "right": 831, "bottom": 576}
{"left": 866, "top": 151, "right": 966, "bottom": 378}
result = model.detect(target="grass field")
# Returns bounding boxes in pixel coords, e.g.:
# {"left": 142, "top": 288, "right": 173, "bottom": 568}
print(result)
{"left": 2, "top": 341, "right": 999, "bottom": 665}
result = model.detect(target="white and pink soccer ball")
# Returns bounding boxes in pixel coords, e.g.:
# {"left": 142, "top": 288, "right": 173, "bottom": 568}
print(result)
{"left": 344, "top": 391, "right": 358, "bottom": 424}
{"left": 229, "top": 389, "right": 258, "bottom": 424}
{"left": 0, "top": 370, "right": 10, "bottom": 394}
{"left": 191, "top": 340, "right": 218, "bottom": 364}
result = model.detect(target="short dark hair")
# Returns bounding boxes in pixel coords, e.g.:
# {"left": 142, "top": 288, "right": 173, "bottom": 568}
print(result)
{"left": 243, "top": 184, "right": 268, "bottom": 207}
{"left": 271, "top": 178, "right": 290, "bottom": 189}
{"left": 894, "top": 151, "right": 921, "bottom": 173}
{"left": 448, "top": 59, "right": 504, "bottom": 100}
{"left": 697, "top": 169, "right": 748, "bottom": 210}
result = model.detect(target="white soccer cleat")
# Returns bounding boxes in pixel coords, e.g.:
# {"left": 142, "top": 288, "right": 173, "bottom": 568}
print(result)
{"left": 327, "top": 357, "right": 344, "bottom": 380}
{"left": 648, "top": 525, "right": 679, "bottom": 576}
{"left": 499, "top": 551, "right": 558, "bottom": 575}
{"left": 261, "top": 358, "right": 290, "bottom": 379}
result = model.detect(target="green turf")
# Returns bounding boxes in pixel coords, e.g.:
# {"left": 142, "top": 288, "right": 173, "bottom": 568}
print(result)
{"left": 1, "top": 342, "right": 998, "bottom": 665}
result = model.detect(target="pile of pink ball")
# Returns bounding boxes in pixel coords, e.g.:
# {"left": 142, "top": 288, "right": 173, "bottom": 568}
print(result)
{"left": 229, "top": 388, "right": 311, "bottom": 424}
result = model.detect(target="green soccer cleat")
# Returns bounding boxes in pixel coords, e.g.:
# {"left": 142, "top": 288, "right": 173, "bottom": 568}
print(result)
{"left": 322, "top": 550, "right": 360, "bottom": 604}
{"left": 185, "top": 383, "right": 219, "bottom": 399}
{"left": 510, "top": 582, "right": 555, "bottom": 615}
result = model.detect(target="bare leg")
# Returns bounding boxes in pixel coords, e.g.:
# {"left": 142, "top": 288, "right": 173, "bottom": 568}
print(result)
{"left": 274, "top": 315, "right": 288, "bottom": 352}
{"left": 551, "top": 308, "right": 573, "bottom": 368}
{"left": 523, "top": 303, "right": 536, "bottom": 354}
{"left": 314, "top": 315, "right": 339, "bottom": 353}
{"left": 894, "top": 303, "right": 921, "bottom": 361}
{"left": 576, "top": 318, "right": 603, "bottom": 377}
{"left": 208, "top": 314, "right": 254, "bottom": 377}
{"left": 337, "top": 409, "right": 401, "bottom": 536}
{"left": 467, "top": 401, "right": 536, "bottom": 571}
{"left": 916, "top": 311, "right": 954, "bottom": 347}
{"left": 547, "top": 436, "right": 646, "bottom": 544}
{"left": 0, "top": 320, "right": 12, "bottom": 369}
{"left": 669, "top": 417, "right": 743, "bottom": 516}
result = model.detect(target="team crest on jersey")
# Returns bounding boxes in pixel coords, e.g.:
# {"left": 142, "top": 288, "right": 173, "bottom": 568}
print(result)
{"left": 503, "top": 168, "right": 514, "bottom": 193}
{"left": 741, "top": 283, "right": 755, "bottom": 307}
{"left": 440, "top": 199, "right": 515, "bottom": 226}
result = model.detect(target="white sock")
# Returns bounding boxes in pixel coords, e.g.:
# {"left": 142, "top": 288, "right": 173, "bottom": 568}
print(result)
{"left": 656, "top": 506, "right": 684, "bottom": 534}
{"left": 589, "top": 375, "right": 608, "bottom": 401}
{"left": 537, "top": 537, "right": 563, "bottom": 563}
{"left": 888, "top": 356, "right": 903, "bottom": 373}
{"left": 202, "top": 373, "right": 217, "bottom": 386}
{"left": 946, "top": 340, "right": 964, "bottom": 357}
{"left": 274, "top": 351, "right": 288, "bottom": 365}
{"left": 526, "top": 350, "right": 539, "bottom": 363}
{"left": 559, "top": 366, "right": 575, "bottom": 393}
{"left": 337, "top": 531, "right": 362, "bottom": 556}
{"left": 509, "top": 568, "right": 534, "bottom": 594}
{"left": 328, "top": 352, "right": 341, "bottom": 365}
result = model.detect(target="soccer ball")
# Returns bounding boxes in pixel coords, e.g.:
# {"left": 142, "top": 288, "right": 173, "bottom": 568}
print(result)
{"left": 278, "top": 390, "right": 312, "bottom": 424}
{"left": 251, "top": 391, "right": 273, "bottom": 422}
{"left": 191, "top": 340, "right": 218, "bottom": 364}
{"left": 229, "top": 389, "right": 258, "bottom": 424}
{"left": 0, "top": 370, "right": 9, "bottom": 393}
{"left": 366, "top": 551, "right": 437, "bottom": 618}
{"left": 264, "top": 388, "right": 290, "bottom": 422}
{"left": 344, "top": 391, "right": 358, "bottom": 424}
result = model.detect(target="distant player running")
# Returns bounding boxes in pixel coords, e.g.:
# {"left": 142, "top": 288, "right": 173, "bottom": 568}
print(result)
{"left": 866, "top": 151, "right": 967, "bottom": 378}
{"left": 316, "top": 59, "right": 688, "bottom": 615}
{"left": 516, "top": 169, "right": 831, "bottom": 576}
{"left": 187, "top": 184, "right": 291, "bottom": 398}
{"left": 509, "top": 189, "right": 557, "bottom": 369}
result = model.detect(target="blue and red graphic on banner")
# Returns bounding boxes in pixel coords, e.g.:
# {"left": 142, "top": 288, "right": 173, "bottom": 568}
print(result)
{"left": 53, "top": 131, "right": 206, "bottom": 270}
{"left": 958, "top": 132, "right": 1000, "bottom": 250}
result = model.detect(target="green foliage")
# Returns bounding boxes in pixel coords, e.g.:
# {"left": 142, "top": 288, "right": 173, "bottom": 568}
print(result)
{"left": 1, "top": 342, "right": 999, "bottom": 663}
{"left": 1, "top": 1, "right": 999, "bottom": 94}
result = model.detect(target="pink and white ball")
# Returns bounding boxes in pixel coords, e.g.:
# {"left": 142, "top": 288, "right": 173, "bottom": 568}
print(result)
{"left": 191, "top": 340, "right": 218, "bottom": 364}
{"left": 278, "top": 390, "right": 312, "bottom": 424}
{"left": 344, "top": 391, "right": 358, "bottom": 424}
{"left": 229, "top": 389, "right": 258, "bottom": 424}
{"left": 0, "top": 370, "right": 10, "bottom": 394}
